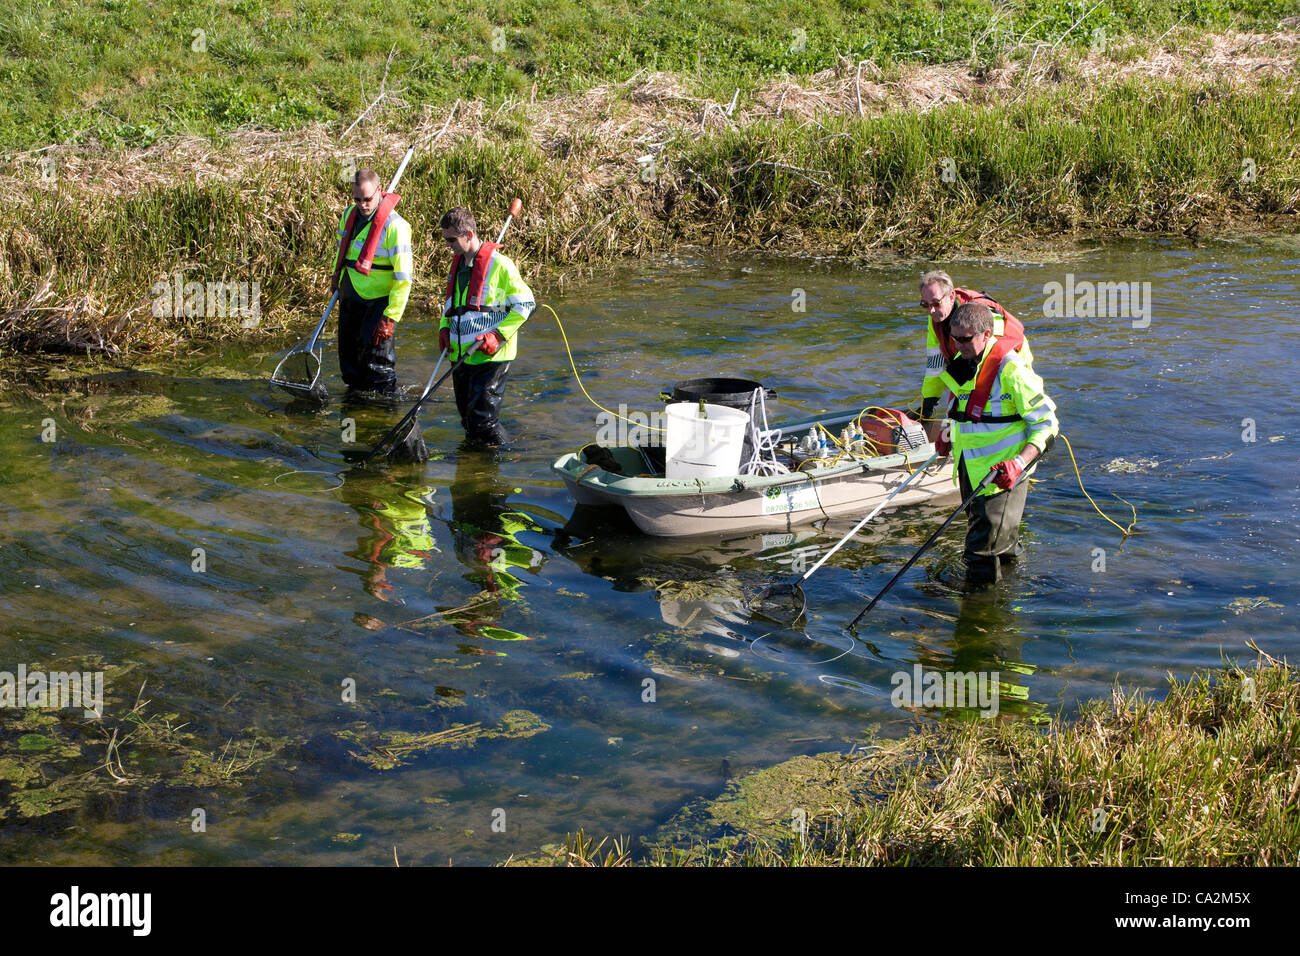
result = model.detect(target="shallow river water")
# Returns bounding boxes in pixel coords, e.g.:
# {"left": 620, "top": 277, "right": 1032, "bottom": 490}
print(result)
{"left": 1, "top": 236, "right": 1296, "bottom": 864}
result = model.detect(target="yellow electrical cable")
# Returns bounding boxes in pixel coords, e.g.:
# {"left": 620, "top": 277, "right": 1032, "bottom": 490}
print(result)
{"left": 854, "top": 405, "right": 913, "bottom": 461}
{"left": 542, "top": 303, "right": 667, "bottom": 433}
{"left": 915, "top": 387, "right": 1136, "bottom": 536}
{"left": 1060, "top": 433, "right": 1140, "bottom": 538}
{"left": 817, "top": 422, "right": 846, "bottom": 448}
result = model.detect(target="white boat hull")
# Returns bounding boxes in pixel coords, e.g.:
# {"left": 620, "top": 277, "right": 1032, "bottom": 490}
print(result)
{"left": 554, "top": 442, "right": 957, "bottom": 537}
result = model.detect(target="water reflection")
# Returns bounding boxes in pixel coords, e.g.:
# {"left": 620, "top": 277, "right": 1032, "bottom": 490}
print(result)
{"left": 338, "top": 470, "right": 439, "bottom": 603}
{"left": 895, "top": 587, "right": 1046, "bottom": 722}
{"left": 555, "top": 504, "right": 1053, "bottom": 723}
{"left": 440, "top": 451, "right": 545, "bottom": 644}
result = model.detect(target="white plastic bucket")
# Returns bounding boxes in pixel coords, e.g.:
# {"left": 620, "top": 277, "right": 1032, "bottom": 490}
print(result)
{"left": 664, "top": 402, "right": 751, "bottom": 479}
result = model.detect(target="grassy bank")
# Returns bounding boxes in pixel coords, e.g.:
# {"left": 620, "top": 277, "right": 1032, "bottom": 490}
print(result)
{"left": 2, "top": 0, "right": 1295, "bottom": 150}
{"left": 3, "top": 69, "right": 1297, "bottom": 355}
{"left": 523, "top": 648, "right": 1300, "bottom": 866}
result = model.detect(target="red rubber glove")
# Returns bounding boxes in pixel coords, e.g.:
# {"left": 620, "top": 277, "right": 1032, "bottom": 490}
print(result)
{"left": 934, "top": 421, "right": 952, "bottom": 457}
{"left": 438, "top": 326, "right": 450, "bottom": 352}
{"left": 991, "top": 456, "right": 1025, "bottom": 491}
{"left": 475, "top": 331, "right": 503, "bottom": 356}
{"left": 372, "top": 316, "right": 394, "bottom": 344}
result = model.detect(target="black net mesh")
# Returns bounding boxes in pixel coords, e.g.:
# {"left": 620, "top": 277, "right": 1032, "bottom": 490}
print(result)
{"left": 746, "top": 581, "right": 807, "bottom": 627}
{"left": 375, "top": 415, "right": 429, "bottom": 464}
{"left": 273, "top": 353, "right": 328, "bottom": 404}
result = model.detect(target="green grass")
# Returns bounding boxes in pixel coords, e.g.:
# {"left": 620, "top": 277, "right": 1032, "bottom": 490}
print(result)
{"left": 0, "top": 0, "right": 1295, "bottom": 149}
{"left": 2, "top": 76, "right": 1295, "bottom": 355}
{"left": 536, "top": 649, "right": 1300, "bottom": 866}
{"left": 674, "top": 77, "right": 1300, "bottom": 247}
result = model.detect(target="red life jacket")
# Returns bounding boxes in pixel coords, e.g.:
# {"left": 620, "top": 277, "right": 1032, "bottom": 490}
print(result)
{"left": 443, "top": 241, "right": 500, "bottom": 316}
{"left": 333, "top": 192, "right": 401, "bottom": 283}
{"left": 932, "top": 287, "right": 1026, "bottom": 363}
{"left": 961, "top": 337, "right": 1020, "bottom": 423}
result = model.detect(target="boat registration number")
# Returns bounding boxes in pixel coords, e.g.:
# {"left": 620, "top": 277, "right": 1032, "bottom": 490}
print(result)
{"left": 761, "top": 485, "right": 820, "bottom": 515}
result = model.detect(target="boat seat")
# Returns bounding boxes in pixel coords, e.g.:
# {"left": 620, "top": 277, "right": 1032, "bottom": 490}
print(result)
{"left": 580, "top": 443, "right": 625, "bottom": 475}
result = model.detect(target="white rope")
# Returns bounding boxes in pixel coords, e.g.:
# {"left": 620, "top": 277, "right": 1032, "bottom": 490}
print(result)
{"left": 741, "top": 387, "right": 790, "bottom": 476}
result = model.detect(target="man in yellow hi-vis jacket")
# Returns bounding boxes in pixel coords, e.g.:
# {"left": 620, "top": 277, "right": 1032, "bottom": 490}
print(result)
{"left": 438, "top": 206, "right": 535, "bottom": 446}
{"left": 918, "top": 269, "right": 1035, "bottom": 438}
{"left": 332, "top": 169, "right": 413, "bottom": 395}
{"left": 936, "top": 302, "right": 1058, "bottom": 587}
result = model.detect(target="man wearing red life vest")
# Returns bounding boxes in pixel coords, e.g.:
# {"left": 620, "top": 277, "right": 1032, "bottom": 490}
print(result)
{"left": 938, "top": 302, "right": 1058, "bottom": 587}
{"left": 331, "top": 169, "right": 413, "bottom": 395}
{"left": 918, "top": 269, "right": 1035, "bottom": 441}
{"left": 438, "top": 207, "right": 535, "bottom": 446}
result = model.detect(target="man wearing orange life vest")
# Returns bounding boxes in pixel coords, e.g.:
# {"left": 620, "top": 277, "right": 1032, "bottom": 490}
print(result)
{"left": 331, "top": 169, "right": 413, "bottom": 395}
{"left": 438, "top": 207, "right": 535, "bottom": 446}
{"left": 938, "top": 302, "right": 1058, "bottom": 588}
{"left": 918, "top": 269, "right": 1034, "bottom": 440}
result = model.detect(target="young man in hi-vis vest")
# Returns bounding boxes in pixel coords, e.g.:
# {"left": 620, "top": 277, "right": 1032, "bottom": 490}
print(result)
{"left": 438, "top": 207, "right": 535, "bottom": 446}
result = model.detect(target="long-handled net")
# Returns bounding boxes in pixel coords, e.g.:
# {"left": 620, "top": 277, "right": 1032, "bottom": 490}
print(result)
{"left": 271, "top": 291, "right": 338, "bottom": 404}
{"left": 270, "top": 344, "right": 329, "bottom": 404}
{"left": 369, "top": 410, "right": 430, "bottom": 464}
{"left": 363, "top": 346, "right": 466, "bottom": 465}
{"left": 750, "top": 450, "right": 942, "bottom": 626}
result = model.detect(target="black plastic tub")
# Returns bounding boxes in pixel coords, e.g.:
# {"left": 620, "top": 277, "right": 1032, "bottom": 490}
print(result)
{"left": 668, "top": 377, "right": 774, "bottom": 411}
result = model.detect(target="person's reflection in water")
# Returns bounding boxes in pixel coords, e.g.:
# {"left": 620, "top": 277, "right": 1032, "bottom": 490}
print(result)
{"left": 899, "top": 586, "right": 1045, "bottom": 723}
{"left": 339, "top": 468, "right": 440, "bottom": 603}
{"left": 443, "top": 450, "right": 544, "bottom": 641}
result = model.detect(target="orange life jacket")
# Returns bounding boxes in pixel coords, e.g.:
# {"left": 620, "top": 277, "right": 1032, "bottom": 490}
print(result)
{"left": 944, "top": 337, "right": 1025, "bottom": 425}
{"left": 934, "top": 289, "right": 1027, "bottom": 424}
{"left": 333, "top": 192, "right": 401, "bottom": 283}
{"left": 932, "top": 288, "right": 1026, "bottom": 362}
{"left": 443, "top": 241, "right": 501, "bottom": 316}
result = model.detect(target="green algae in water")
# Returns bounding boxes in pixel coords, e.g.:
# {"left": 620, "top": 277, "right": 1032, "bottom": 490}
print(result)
{"left": 494, "top": 710, "right": 548, "bottom": 738}
{"left": 1, "top": 660, "right": 291, "bottom": 822}
{"left": 638, "top": 576, "right": 747, "bottom": 604}
{"left": 430, "top": 686, "right": 467, "bottom": 709}
{"left": 0, "top": 755, "right": 42, "bottom": 790}
{"left": 341, "top": 709, "right": 553, "bottom": 770}
{"left": 643, "top": 741, "right": 925, "bottom": 857}
{"left": 12, "top": 785, "right": 84, "bottom": 819}
{"left": 1225, "top": 596, "right": 1283, "bottom": 614}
